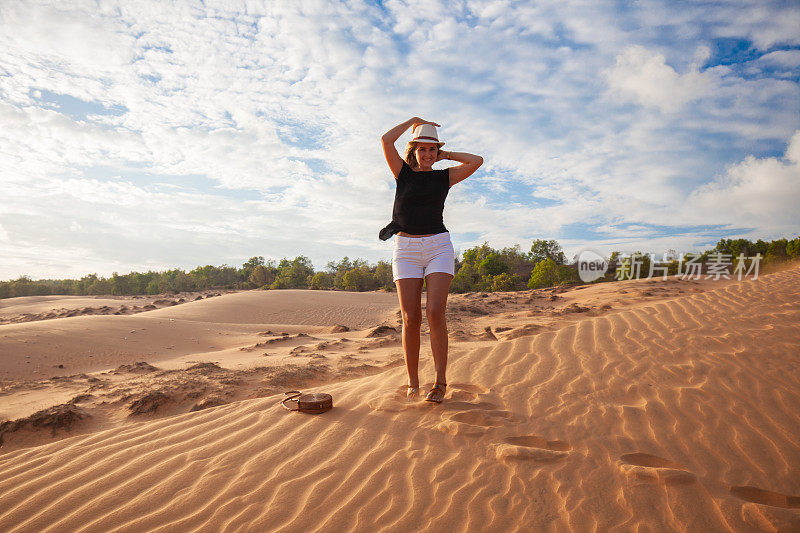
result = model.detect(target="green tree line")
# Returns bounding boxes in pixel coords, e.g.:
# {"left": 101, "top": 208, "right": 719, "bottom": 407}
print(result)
{"left": 2, "top": 236, "right": 798, "bottom": 299}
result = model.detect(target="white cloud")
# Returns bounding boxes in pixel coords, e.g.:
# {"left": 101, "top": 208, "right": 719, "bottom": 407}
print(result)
{"left": 684, "top": 130, "right": 800, "bottom": 234}
{"left": 710, "top": 2, "right": 800, "bottom": 50}
{"left": 750, "top": 50, "right": 800, "bottom": 80}
{"left": 0, "top": 2, "right": 135, "bottom": 72}
{"left": 0, "top": 0, "right": 798, "bottom": 279}
{"left": 603, "top": 45, "right": 716, "bottom": 112}
{"left": 758, "top": 50, "right": 800, "bottom": 69}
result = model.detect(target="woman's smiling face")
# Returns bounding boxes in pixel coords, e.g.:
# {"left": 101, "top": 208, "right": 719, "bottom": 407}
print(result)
{"left": 414, "top": 142, "right": 439, "bottom": 169}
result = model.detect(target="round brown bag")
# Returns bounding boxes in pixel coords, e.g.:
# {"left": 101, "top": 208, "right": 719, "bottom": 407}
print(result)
{"left": 281, "top": 391, "right": 333, "bottom": 414}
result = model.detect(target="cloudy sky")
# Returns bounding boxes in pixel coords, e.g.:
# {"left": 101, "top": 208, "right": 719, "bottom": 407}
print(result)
{"left": 1, "top": 0, "right": 799, "bottom": 280}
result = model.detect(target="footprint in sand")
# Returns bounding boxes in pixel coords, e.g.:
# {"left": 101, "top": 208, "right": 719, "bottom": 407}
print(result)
{"left": 369, "top": 383, "right": 494, "bottom": 414}
{"left": 449, "top": 383, "right": 489, "bottom": 394}
{"left": 367, "top": 386, "right": 427, "bottom": 413}
{"left": 730, "top": 485, "right": 800, "bottom": 509}
{"left": 732, "top": 486, "right": 800, "bottom": 532}
{"left": 448, "top": 409, "right": 513, "bottom": 427}
{"left": 433, "top": 386, "right": 512, "bottom": 436}
{"left": 444, "top": 400, "right": 501, "bottom": 411}
{"left": 618, "top": 452, "right": 696, "bottom": 485}
{"left": 445, "top": 383, "right": 490, "bottom": 402}
{"left": 436, "top": 411, "right": 513, "bottom": 436}
{"left": 491, "top": 435, "right": 571, "bottom": 463}
{"left": 505, "top": 435, "right": 571, "bottom": 451}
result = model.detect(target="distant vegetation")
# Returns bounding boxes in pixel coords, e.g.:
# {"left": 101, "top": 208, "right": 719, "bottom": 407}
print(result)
{"left": 0, "top": 256, "right": 395, "bottom": 299}
{"left": 2, "top": 236, "right": 798, "bottom": 299}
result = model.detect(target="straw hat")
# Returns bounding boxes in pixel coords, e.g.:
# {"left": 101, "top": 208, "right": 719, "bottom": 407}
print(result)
{"left": 409, "top": 124, "right": 444, "bottom": 147}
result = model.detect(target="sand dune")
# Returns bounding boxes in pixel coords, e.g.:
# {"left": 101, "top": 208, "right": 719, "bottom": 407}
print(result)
{"left": 1, "top": 271, "right": 799, "bottom": 531}
{"left": 0, "top": 295, "right": 147, "bottom": 318}
{"left": 0, "top": 291, "right": 234, "bottom": 325}
{"left": 144, "top": 289, "right": 400, "bottom": 326}
{"left": 0, "top": 314, "right": 268, "bottom": 381}
{"left": 0, "top": 290, "right": 399, "bottom": 382}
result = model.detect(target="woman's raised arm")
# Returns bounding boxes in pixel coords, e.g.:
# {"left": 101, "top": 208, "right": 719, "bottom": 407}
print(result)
{"left": 381, "top": 117, "right": 440, "bottom": 178}
{"left": 440, "top": 151, "right": 483, "bottom": 188}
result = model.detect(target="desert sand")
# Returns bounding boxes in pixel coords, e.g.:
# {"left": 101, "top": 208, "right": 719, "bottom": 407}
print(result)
{"left": 1, "top": 268, "right": 799, "bottom": 531}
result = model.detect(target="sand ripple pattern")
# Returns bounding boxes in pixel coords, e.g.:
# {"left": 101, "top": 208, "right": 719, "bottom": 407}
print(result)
{"left": 1, "top": 270, "right": 800, "bottom": 531}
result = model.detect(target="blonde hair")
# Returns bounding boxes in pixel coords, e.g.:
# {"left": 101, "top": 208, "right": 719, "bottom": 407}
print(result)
{"left": 404, "top": 142, "right": 440, "bottom": 169}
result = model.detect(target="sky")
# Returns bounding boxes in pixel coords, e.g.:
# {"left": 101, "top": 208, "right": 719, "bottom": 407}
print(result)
{"left": 1, "top": 0, "right": 799, "bottom": 280}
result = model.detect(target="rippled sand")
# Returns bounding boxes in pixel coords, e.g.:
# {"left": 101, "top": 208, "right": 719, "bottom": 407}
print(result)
{"left": 1, "top": 268, "right": 799, "bottom": 531}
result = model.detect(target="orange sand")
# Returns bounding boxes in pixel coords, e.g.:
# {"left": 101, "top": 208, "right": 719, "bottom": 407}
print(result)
{"left": 1, "top": 269, "right": 799, "bottom": 531}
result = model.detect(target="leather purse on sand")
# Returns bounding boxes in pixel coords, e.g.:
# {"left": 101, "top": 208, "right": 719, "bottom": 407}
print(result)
{"left": 281, "top": 391, "right": 333, "bottom": 414}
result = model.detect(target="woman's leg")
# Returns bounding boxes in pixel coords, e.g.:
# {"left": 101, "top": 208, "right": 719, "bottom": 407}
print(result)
{"left": 424, "top": 272, "right": 453, "bottom": 384}
{"left": 395, "top": 277, "right": 424, "bottom": 388}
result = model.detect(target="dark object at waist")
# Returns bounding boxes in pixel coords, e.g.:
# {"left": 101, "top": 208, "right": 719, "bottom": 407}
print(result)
{"left": 379, "top": 220, "right": 448, "bottom": 241}
{"left": 379, "top": 221, "right": 401, "bottom": 241}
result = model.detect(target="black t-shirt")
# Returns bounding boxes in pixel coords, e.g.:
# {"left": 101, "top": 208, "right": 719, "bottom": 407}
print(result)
{"left": 379, "top": 161, "right": 450, "bottom": 240}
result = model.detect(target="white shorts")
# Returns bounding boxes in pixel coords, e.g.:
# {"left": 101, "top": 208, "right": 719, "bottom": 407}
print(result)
{"left": 392, "top": 231, "right": 456, "bottom": 282}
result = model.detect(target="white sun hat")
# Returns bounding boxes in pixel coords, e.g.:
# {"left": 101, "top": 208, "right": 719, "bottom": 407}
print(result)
{"left": 409, "top": 123, "right": 445, "bottom": 147}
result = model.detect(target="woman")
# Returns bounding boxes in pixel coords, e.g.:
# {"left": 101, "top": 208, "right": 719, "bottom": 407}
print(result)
{"left": 379, "top": 117, "right": 483, "bottom": 402}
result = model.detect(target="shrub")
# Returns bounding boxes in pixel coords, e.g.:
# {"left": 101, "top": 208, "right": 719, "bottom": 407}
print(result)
{"left": 451, "top": 262, "right": 478, "bottom": 293}
{"left": 557, "top": 265, "right": 580, "bottom": 284}
{"left": 479, "top": 253, "right": 509, "bottom": 276}
{"left": 787, "top": 237, "right": 800, "bottom": 259}
{"left": 269, "top": 277, "right": 291, "bottom": 289}
{"left": 765, "top": 239, "right": 788, "bottom": 263}
{"left": 373, "top": 261, "right": 394, "bottom": 290}
{"left": 271, "top": 256, "right": 315, "bottom": 289}
{"left": 249, "top": 265, "right": 268, "bottom": 287}
{"left": 530, "top": 239, "right": 566, "bottom": 264}
{"left": 490, "top": 273, "right": 519, "bottom": 292}
{"left": 342, "top": 269, "right": 371, "bottom": 291}
{"left": 309, "top": 272, "right": 334, "bottom": 290}
{"left": 528, "top": 258, "right": 560, "bottom": 289}
{"left": 453, "top": 242, "right": 537, "bottom": 292}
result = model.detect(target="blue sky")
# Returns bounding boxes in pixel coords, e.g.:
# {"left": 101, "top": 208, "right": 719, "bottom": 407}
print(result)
{"left": 0, "top": 0, "right": 799, "bottom": 280}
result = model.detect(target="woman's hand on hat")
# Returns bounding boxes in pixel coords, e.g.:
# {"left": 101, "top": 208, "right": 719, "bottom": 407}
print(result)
{"left": 412, "top": 117, "right": 440, "bottom": 129}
